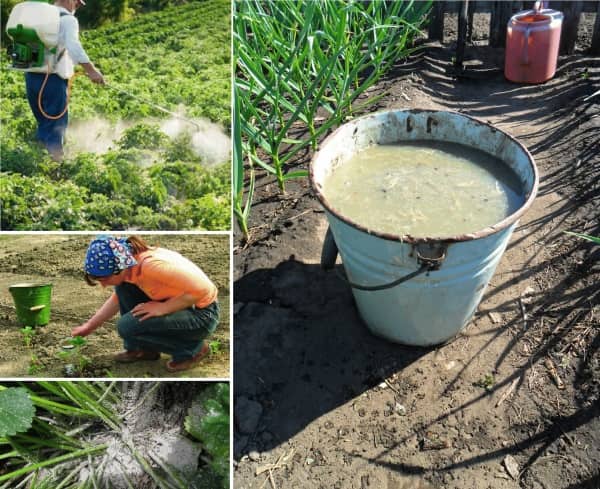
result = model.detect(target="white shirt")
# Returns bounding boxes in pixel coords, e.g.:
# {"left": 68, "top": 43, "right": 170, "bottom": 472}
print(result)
{"left": 54, "top": 6, "right": 89, "bottom": 78}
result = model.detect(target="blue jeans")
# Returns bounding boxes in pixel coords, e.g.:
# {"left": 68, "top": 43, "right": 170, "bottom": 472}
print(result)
{"left": 114, "top": 283, "right": 220, "bottom": 362}
{"left": 25, "top": 73, "right": 68, "bottom": 156}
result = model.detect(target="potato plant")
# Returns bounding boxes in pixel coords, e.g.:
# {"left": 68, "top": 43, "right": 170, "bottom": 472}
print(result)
{"left": 0, "top": 0, "right": 230, "bottom": 231}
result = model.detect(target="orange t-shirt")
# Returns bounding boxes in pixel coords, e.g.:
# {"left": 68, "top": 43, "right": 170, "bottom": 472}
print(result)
{"left": 110, "top": 248, "right": 217, "bottom": 308}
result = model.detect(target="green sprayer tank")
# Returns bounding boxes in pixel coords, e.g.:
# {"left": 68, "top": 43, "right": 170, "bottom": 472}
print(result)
{"left": 6, "top": 1, "right": 59, "bottom": 70}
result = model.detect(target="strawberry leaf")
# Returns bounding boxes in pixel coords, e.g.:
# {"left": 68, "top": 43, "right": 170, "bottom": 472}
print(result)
{"left": 0, "top": 387, "right": 35, "bottom": 437}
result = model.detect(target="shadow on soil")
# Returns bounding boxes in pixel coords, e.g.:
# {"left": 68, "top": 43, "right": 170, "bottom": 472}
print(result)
{"left": 235, "top": 244, "right": 599, "bottom": 476}
{"left": 234, "top": 260, "right": 429, "bottom": 454}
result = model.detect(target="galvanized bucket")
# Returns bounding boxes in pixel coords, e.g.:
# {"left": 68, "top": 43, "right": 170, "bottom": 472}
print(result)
{"left": 310, "top": 109, "right": 538, "bottom": 346}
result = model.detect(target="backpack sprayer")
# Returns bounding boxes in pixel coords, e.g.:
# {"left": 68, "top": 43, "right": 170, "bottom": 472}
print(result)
{"left": 6, "top": 0, "right": 59, "bottom": 71}
{"left": 6, "top": 0, "right": 201, "bottom": 130}
{"left": 6, "top": 0, "right": 75, "bottom": 119}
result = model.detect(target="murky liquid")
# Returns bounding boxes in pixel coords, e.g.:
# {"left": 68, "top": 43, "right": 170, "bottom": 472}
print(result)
{"left": 322, "top": 141, "right": 525, "bottom": 237}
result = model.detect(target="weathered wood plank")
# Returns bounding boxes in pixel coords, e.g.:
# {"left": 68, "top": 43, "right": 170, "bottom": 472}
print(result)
{"left": 591, "top": 0, "right": 600, "bottom": 54}
{"left": 490, "top": 1, "right": 515, "bottom": 47}
{"left": 467, "top": 0, "right": 476, "bottom": 43}
{"left": 456, "top": 0, "right": 469, "bottom": 68}
{"left": 428, "top": 1, "right": 446, "bottom": 42}
{"left": 560, "top": 1, "right": 583, "bottom": 54}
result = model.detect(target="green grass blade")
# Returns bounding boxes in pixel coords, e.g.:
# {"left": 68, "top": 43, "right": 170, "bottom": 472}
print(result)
{"left": 564, "top": 231, "right": 600, "bottom": 244}
{"left": 282, "top": 170, "right": 309, "bottom": 180}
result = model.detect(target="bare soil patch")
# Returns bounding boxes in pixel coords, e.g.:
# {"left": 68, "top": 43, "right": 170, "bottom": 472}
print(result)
{"left": 233, "top": 22, "right": 599, "bottom": 489}
{"left": 0, "top": 234, "right": 230, "bottom": 378}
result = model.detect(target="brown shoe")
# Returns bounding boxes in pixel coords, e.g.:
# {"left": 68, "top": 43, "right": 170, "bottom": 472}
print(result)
{"left": 114, "top": 350, "right": 161, "bottom": 363}
{"left": 166, "top": 342, "right": 210, "bottom": 373}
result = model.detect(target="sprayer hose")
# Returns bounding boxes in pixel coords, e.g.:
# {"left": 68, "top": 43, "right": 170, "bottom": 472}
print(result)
{"left": 37, "top": 62, "right": 80, "bottom": 120}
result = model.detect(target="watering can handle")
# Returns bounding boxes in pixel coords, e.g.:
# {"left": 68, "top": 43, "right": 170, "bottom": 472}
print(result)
{"left": 320, "top": 226, "right": 446, "bottom": 291}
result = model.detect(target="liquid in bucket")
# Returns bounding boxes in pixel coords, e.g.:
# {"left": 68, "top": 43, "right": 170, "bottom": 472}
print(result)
{"left": 322, "top": 140, "right": 525, "bottom": 237}
{"left": 9, "top": 283, "right": 53, "bottom": 327}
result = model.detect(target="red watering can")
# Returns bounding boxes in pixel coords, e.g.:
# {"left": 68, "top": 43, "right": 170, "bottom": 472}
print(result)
{"left": 505, "top": 1, "right": 563, "bottom": 83}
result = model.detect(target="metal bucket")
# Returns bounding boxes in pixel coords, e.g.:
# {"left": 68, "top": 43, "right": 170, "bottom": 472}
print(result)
{"left": 9, "top": 283, "right": 53, "bottom": 327}
{"left": 310, "top": 109, "right": 538, "bottom": 346}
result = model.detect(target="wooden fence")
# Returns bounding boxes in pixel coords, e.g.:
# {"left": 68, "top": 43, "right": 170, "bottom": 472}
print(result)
{"left": 428, "top": 1, "right": 600, "bottom": 56}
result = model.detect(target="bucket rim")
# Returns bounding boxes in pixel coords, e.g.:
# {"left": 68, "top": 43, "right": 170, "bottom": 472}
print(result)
{"left": 512, "top": 12, "right": 553, "bottom": 25}
{"left": 9, "top": 282, "right": 53, "bottom": 290}
{"left": 309, "top": 108, "right": 539, "bottom": 244}
{"left": 512, "top": 8, "right": 563, "bottom": 21}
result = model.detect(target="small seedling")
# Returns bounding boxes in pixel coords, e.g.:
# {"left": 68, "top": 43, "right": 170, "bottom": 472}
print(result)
{"left": 20, "top": 326, "right": 35, "bottom": 348}
{"left": 28, "top": 355, "right": 43, "bottom": 375}
{"left": 474, "top": 373, "right": 495, "bottom": 391}
{"left": 58, "top": 336, "right": 90, "bottom": 376}
{"left": 70, "top": 336, "right": 87, "bottom": 349}
{"left": 209, "top": 340, "right": 221, "bottom": 355}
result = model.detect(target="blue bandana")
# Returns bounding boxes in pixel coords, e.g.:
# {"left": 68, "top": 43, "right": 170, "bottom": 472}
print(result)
{"left": 84, "top": 235, "right": 137, "bottom": 277}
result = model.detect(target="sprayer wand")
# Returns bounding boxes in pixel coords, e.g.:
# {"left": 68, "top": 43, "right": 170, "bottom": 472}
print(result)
{"left": 104, "top": 83, "right": 201, "bottom": 131}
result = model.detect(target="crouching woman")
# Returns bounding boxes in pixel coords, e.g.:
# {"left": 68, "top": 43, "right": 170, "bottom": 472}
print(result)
{"left": 72, "top": 235, "right": 220, "bottom": 372}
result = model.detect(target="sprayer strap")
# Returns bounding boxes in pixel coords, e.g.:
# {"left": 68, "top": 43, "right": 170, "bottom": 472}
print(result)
{"left": 55, "top": 48, "right": 66, "bottom": 64}
{"left": 54, "top": 12, "right": 71, "bottom": 66}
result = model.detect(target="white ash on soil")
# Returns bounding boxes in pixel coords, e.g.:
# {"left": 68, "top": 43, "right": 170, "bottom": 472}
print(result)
{"left": 80, "top": 382, "right": 203, "bottom": 489}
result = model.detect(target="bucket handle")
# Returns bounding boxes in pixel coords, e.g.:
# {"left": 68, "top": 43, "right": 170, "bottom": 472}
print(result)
{"left": 320, "top": 226, "right": 447, "bottom": 291}
{"left": 29, "top": 305, "right": 46, "bottom": 312}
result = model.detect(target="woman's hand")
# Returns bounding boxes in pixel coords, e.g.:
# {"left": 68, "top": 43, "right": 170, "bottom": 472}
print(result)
{"left": 72, "top": 297, "right": 119, "bottom": 336}
{"left": 131, "top": 301, "right": 169, "bottom": 322}
{"left": 71, "top": 323, "right": 95, "bottom": 337}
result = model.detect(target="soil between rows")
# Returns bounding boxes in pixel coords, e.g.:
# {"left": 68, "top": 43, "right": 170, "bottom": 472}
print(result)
{"left": 232, "top": 18, "right": 600, "bottom": 489}
{"left": 0, "top": 234, "right": 230, "bottom": 378}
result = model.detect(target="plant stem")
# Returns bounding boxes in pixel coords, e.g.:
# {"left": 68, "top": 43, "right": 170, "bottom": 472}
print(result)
{"left": 0, "top": 444, "right": 107, "bottom": 483}
{"left": 273, "top": 153, "right": 285, "bottom": 193}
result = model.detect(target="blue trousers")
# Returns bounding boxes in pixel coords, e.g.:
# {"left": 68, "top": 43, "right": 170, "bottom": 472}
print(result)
{"left": 25, "top": 73, "right": 68, "bottom": 156}
{"left": 114, "top": 283, "right": 220, "bottom": 362}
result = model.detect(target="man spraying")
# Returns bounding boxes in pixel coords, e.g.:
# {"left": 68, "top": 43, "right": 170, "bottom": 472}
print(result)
{"left": 7, "top": 0, "right": 105, "bottom": 160}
